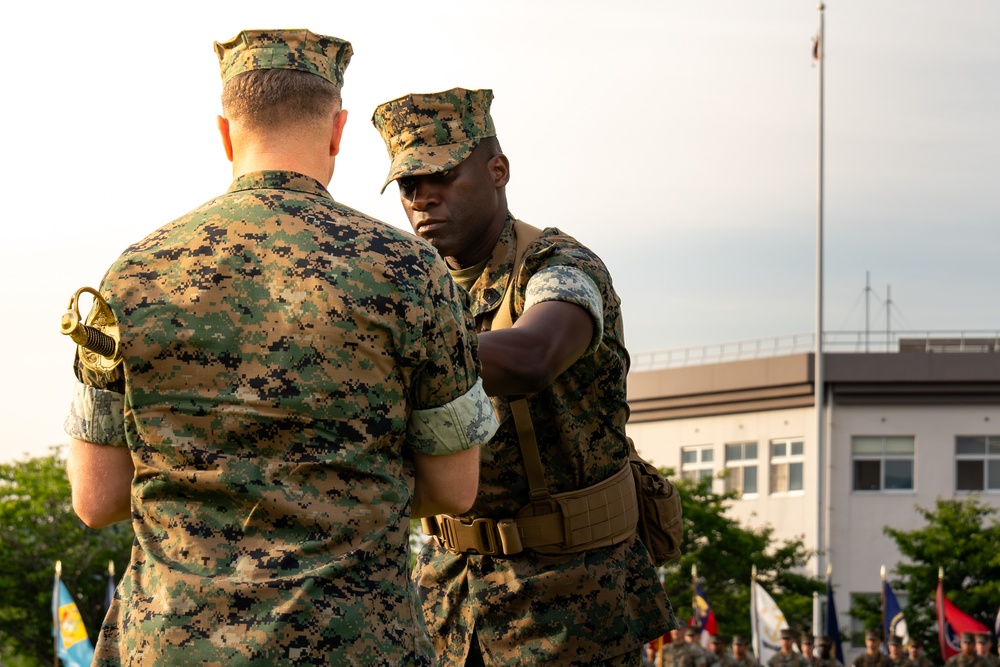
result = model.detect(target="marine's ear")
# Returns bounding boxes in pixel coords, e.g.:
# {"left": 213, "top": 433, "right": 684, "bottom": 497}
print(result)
{"left": 329, "top": 109, "right": 349, "bottom": 157}
{"left": 216, "top": 115, "right": 234, "bottom": 162}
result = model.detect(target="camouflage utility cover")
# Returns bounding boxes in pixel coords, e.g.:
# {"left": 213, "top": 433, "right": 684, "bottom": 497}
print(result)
{"left": 214, "top": 29, "right": 353, "bottom": 87}
{"left": 68, "top": 170, "right": 496, "bottom": 665}
{"left": 371, "top": 87, "right": 496, "bottom": 193}
{"left": 413, "top": 216, "right": 675, "bottom": 665}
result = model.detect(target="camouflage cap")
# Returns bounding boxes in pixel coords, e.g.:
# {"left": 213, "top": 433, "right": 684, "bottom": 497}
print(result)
{"left": 685, "top": 627, "right": 701, "bottom": 637}
{"left": 974, "top": 632, "right": 992, "bottom": 644}
{"left": 816, "top": 636, "right": 832, "bottom": 647}
{"left": 214, "top": 29, "right": 353, "bottom": 88}
{"left": 780, "top": 628, "right": 796, "bottom": 640}
{"left": 371, "top": 87, "right": 496, "bottom": 193}
{"left": 732, "top": 636, "right": 748, "bottom": 646}
{"left": 960, "top": 632, "right": 976, "bottom": 644}
{"left": 888, "top": 636, "right": 904, "bottom": 647}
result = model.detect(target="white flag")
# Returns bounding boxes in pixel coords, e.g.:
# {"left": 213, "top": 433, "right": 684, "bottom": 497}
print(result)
{"left": 751, "top": 581, "right": 790, "bottom": 665}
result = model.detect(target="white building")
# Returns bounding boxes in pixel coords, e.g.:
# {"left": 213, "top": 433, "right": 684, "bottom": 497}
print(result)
{"left": 626, "top": 335, "right": 1000, "bottom": 653}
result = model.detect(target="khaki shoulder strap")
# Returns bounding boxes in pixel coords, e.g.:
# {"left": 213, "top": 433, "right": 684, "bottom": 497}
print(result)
{"left": 489, "top": 220, "right": 551, "bottom": 508}
{"left": 491, "top": 219, "right": 543, "bottom": 331}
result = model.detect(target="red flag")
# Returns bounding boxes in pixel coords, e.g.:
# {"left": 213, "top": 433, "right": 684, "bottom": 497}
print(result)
{"left": 937, "top": 578, "right": 988, "bottom": 660}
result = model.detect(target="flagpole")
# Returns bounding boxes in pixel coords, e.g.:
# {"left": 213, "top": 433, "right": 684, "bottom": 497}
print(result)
{"left": 814, "top": 0, "right": 827, "bottom": 583}
{"left": 937, "top": 567, "right": 946, "bottom": 660}
{"left": 880, "top": 565, "right": 887, "bottom": 651}
{"left": 54, "top": 560, "right": 61, "bottom": 667}
{"left": 692, "top": 563, "right": 698, "bottom": 625}
{"left": 752, "top": 565, "right": 761, "bottom": 660}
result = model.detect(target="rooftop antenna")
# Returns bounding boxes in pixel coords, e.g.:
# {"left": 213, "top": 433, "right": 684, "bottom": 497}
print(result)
{"left": 886, "top": 285, "right": 892, "bottom": 351}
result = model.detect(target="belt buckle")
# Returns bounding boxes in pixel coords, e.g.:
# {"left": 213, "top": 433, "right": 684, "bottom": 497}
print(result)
{"left": 439, "top": 516, "right": 503, "bottom": 556}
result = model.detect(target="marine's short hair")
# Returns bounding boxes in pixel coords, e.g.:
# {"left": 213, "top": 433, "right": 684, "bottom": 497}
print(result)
{"left": 215, "top": 29, "right": 350, "bottom": 130}
{"left": 221, "top": 68, "right": 341, "bottom": 130}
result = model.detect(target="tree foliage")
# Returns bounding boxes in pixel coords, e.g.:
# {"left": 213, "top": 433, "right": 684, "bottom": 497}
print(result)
{"left": 660, "top": 469, "right": 825, "bottom": 641}
{"left": 875, "top": 498, "right": 1000, "bottom": 665}
{"left": 0, "top": 450, "right": 134, "bottom": 666}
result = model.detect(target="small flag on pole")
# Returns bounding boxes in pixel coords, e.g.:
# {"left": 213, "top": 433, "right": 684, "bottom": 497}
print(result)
{"left": 691, "top": 565, "right": 718, "bottom": 647}
{"left": 52, "top": 561, "right": 95, "bottom": 667}
{"left": 751, "top": 567, "right": 790, "bottom": 667}
{"left": 882, "top": 566, "right": 909, "bottom": 648}
{"left": 825, "top": 565, "right": 845, "bottom": 664}
{"left": 937, "top": 568, "right": 989, "bottom": 660}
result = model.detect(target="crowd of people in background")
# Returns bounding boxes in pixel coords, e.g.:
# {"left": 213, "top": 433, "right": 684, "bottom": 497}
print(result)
{"left": 645, "top": 627, "right": 1000, "bottom": 667}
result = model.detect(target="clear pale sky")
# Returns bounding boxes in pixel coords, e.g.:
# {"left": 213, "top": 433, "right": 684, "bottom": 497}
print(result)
{"left": 2, "top": 0, "right": 997, "bottom": 463}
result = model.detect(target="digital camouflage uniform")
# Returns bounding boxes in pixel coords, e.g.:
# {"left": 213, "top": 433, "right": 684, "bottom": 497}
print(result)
{"left": 910, "top": 656, "right": 936, "bottom": 667}
{"left": 64, "top": 30, "right": 498, "bottom": 667}
{"left": 944, "top": 655, "right": 987, "bottom": 667}
{"left": 372, "top": 89, "right": 675, "bottom": 665}
{"left": 732, "top": 655, "right": 762, "bottom": 667}
{"left": 815, "top": 657, "right": 844, "bottom": 667}
{"left": 854, "top": 653, "right": 894, "bottom": 667}
{"left": 771, "top": 652, "right": 812, "bottom": 667}
{"left": 663, "top": 641, "right": 710, "bottom": 667}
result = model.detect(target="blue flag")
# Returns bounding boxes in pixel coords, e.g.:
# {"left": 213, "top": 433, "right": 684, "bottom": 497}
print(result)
{"left": 825, "top": 576, "right": 844, "bottom": 664}
{"left": 52, "top": 577, "right": 95, "bottom": 667}
{"left": 883, "top": 578, "right": 909, "bottom": 649}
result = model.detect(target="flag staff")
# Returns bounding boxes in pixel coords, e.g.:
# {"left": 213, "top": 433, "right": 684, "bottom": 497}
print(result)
{"left": 752, "top": 565, "right": 761, "bottom": 659}
{"left": 814, "top": 1, "right": 828, "bottom": 582}
{"left": 54, "top": 560, "right": 61, "bottom": 667}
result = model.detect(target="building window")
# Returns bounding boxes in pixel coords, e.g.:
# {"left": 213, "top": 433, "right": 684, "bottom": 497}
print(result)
{"left": 769, "top": 438, "right": 804, "bottom": 494}
{"left": 955, "top": 436, "right": 1000, "bottom": 491}
{"left": 725, "top": 441, "right": 758, "bottom": 495}
{"left": 852, "top": 436, "right": 914, "bottom": 491}
{"left": 681, "top": 445, "right": 714, "bottom": 482}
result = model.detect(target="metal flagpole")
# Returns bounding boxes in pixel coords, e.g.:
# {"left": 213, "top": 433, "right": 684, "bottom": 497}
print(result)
{"left": 54, "top": 560, "right": 61, "bottom": 667}
{"left": 814, "top": 1, "right": 827, "bottom": 582}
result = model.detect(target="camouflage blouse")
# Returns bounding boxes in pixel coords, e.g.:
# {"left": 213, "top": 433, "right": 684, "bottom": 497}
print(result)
{"left": 66, "top": 171, "right": 496, "bottom": 666}
{"left": 413, "top": 215, "right": 674, "bottom": 665}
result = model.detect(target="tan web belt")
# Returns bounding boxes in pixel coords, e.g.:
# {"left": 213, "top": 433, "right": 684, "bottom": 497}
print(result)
{"left": 421, "top": 461, "right": 638, "bottom": 556}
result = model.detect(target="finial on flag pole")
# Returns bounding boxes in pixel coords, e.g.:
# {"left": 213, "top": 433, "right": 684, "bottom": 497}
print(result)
{"left": 108, "top": 561, "right": 115, "bottom": 577}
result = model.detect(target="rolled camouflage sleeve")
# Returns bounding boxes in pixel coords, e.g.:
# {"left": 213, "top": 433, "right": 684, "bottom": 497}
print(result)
{"left": 407, "top": 254, "right": 497, "bottom": 455}
{"left": 64, "top": 380, "right": 127, "bottom": 447}
{"left": 523, "top": 265, "right": 604, "bottom": 355}
{"left": 407, "top": 378, "right": 497, "bottom": 455}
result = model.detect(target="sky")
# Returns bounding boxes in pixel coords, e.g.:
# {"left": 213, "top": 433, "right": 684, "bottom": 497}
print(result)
{"left": 2, "top": 0, "right": 997, "bottom": 463}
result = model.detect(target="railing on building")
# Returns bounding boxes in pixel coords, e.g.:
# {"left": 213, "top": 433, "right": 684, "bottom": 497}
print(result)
{"left": 630, "top": 330, "right": 1000, "bottom": 372}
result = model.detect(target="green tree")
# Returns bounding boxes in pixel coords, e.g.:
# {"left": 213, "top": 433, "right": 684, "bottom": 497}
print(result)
{"left": 0, "top": 450, "right": 134, "bottom": 666}
{"left": 875, "top": 498, "right": 1000, "bottom": 665}
{"left": 660, "top": 470, "right": 825, "bottom": 641}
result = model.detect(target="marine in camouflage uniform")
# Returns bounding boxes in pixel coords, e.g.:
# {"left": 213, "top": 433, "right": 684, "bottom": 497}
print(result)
{"left": 731, "top": 636, "right": 760, "bottom": 667}
{"left": 64, "top": 30, "right": 498, "bottom": 666}
{"left": 946, "top": 633, "right": 988, "bottom": 667}
{"left": 854, "top": 631, "right": 893, "bottom": 667}
{"left": 888, "top": 636, "right": 915, "bottom": 667}
{"left": 663, "top": 631, "right": 709, "bottom": 667}
{"left": 815, "top": 635, "right": 844, "bottom": 667}
{"left": 907, "top": 639, "right": 936, "bottom": 667}
{"left": 770, "top": 629, "right": 811, "bottom": 667}
{"left": 976, "top": 634, "right": 1000, "bottom": 667}
{"left": 372, "top": 88, "right": 675, "bottom": 665}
